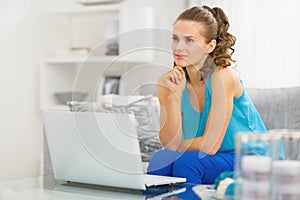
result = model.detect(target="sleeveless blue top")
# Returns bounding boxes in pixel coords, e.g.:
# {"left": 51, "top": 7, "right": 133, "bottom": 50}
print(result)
{"left": 181, "top": 73, "right": 267, "bottom": 153}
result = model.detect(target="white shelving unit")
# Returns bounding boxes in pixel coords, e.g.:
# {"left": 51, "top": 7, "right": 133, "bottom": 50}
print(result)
{"left": 44, "top": 56, "right": 118, "bottom": 64}
{"left": 40, "top": 2, "right": 155, "bottom": 110}
{"left": 46, "top": 4, "right": 121, "bottom": 15}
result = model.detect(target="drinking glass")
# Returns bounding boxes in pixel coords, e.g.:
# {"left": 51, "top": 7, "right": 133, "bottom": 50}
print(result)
{"left": 269, "top": 129, "right": 300, "bottom": 200}
{"left": 234, "top": 133, "right": 277, "bottom": 200}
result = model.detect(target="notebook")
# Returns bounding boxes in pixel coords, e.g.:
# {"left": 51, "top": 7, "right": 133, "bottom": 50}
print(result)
{"left": 43, "top": 111, "right": 186, "bottom": 190}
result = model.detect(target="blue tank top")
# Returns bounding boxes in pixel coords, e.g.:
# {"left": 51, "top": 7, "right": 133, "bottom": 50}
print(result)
{"left": 181, "top": 73, "right": 267, "bottom": 153}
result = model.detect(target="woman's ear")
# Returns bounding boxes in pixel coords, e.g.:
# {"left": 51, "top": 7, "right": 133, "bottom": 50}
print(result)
{"left": 206, "top": 39, "right": 216, "bottom": 53}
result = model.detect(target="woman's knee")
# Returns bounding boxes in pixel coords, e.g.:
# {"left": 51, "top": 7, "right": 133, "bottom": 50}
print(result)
{"left": 172, "top": 153, "right": 235, "bottom": 184}
{"left": 172, "top": 153, "right": 205, "bottom": 184}
{"left": 147, "top": 150, "right": 181, "bottom": 174}
{"left": 149, "top": 150, "right": 179, "bottom": 164}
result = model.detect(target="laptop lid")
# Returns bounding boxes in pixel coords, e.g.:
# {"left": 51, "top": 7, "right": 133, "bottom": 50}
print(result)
{"left": 43, "top": 111, "right": 146, "bottom": 190}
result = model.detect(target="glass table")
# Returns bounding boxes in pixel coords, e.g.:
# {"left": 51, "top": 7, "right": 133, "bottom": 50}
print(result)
{"left": 0, "top": 175, "right": 201, "bottom": 200}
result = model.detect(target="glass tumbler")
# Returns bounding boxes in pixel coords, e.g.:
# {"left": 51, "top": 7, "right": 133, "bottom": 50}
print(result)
{"left": 269, "top": 129, "right": 300, "bottom": 200}
{"left": 234, "top": 133, "right": 277, "bottom": 200}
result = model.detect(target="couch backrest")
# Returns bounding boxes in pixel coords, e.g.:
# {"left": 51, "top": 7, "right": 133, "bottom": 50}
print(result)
{"left": 246, "top": 87, "right": 300, "bottom": 130}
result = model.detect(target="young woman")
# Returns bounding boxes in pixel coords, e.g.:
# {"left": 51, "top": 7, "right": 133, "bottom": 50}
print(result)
{"left": 147, "top": 5, "right": 267, "bottom": 184}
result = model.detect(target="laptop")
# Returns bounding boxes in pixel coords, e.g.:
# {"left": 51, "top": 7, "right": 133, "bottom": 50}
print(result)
{"left": 43, "top": 111, "right": 186, "bottom": 190}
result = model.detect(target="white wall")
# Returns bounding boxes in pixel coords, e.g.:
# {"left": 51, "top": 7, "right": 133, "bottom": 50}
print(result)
{"left": 0, "top": 1, "right": 43, "bottom": 180}
{"left": 197, "top": 0, "right": 300, "bottom": 88}
{"left": 125, "top": 0, "right": 185, "bottom": 30}
{"left": 124, "top": 0, "right": 186, "bottom": 67}
{"left": 0, "top": 0, "right": 185, "bottom": 180}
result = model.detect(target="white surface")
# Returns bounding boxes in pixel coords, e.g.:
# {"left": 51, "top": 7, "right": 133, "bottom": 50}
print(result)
{"left": 0, "top": 176, "right": 145, "bottom": 200}
{"left": 0, "top": 0, "right": 43, "bottom": 180}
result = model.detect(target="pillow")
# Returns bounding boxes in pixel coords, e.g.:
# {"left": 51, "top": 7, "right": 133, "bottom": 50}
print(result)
{"left": 67, "top": 94, "right": 162, "bottom": 162}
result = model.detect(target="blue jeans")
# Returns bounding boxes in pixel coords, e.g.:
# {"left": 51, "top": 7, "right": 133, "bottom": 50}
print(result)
{"left": 147, "top": 150, "right": 234, "bottom": 184}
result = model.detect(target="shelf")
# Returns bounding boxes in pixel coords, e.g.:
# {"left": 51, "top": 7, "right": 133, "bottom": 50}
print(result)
{"left": 41, "top": 105, "right": 70, "bottom": 111}
{"left": 40, "top": 4, "right": 155, "bottom": 111}
{"left": 44, "top": 56, "right": 152, "bottom": 64}
{"left": 44, "top": 56, "right": 118, "bottom": 64}
{"left": 45, "top": 4, "right": 121, "bottom": 15}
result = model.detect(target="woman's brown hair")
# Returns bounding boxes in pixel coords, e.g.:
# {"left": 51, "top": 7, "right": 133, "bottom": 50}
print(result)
{"left": 175, "top": 5, "right": 236, "bottom": 80}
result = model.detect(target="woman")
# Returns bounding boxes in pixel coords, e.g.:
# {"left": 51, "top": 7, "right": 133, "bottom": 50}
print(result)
{"left": 147, "top": 5, "right": 267, "bottom": 184}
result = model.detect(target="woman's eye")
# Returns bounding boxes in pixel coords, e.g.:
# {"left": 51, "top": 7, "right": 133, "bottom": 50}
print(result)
{"left": 186, "top": 37, "right": 194, "bottom": 44}
{"left": 172, "top": 36, "right": 179, "bottom": 42}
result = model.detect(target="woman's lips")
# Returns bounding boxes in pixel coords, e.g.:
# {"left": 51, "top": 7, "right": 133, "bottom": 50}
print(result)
{"left": 175, "top": 54, "right": 187, "bottom": 59}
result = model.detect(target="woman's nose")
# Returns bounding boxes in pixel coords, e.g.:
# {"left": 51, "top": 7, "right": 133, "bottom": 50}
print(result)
{"left": 174, "top": 40, "right": 186, "bottom": 51}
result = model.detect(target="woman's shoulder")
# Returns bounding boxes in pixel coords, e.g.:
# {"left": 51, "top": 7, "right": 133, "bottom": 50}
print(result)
{"left": 210, "top": 67, "right": 243, "bottom": 97}
{"left": 211, "top": 67, "right": 239, "bottom": 84}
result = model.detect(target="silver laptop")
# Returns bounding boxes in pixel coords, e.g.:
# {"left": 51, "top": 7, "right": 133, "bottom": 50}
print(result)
{"left": 43, "top": 111, "right": 186, "bottom": 190}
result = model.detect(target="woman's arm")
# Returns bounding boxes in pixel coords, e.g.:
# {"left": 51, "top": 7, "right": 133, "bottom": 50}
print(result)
{"left": 158, "top": 89, "right": 182, "bottom": 150}
{"left": 157, "top": 67, "right": 186, "bottom": 151}
{"left": 178, "top": 68, "right": 238, "bottom": 155}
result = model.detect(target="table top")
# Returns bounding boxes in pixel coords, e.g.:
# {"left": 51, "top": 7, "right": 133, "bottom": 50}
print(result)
{"left": 0, "top": 175, "right": 201, "bottom": 200}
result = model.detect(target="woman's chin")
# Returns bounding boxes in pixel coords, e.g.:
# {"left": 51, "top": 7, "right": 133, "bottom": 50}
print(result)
{"left": 174, "top": 60, "right": 190, "bottom": 67}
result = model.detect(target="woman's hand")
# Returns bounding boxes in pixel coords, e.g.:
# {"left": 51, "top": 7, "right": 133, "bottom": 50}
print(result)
{"left": 158, "top": 66, "right": 186, "bottom": 96}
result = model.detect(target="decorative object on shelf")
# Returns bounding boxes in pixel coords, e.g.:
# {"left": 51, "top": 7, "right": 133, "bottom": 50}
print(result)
{"left": 55, "top": 47, "right": 91, "bottom": 57}
{"left": 102, "top": 76, "right": 120, "bottom": 95}
{"left": 54, "top": 91, "right": 88, "bottom": 105}
{"left": 103, "top": 20, "right": 119, "bottom": 56}
{"left": 77, "top": 0, "right": 123, "bottom": 6}
{"left": 105, "top": 42, "right": 118, "bottom": 55}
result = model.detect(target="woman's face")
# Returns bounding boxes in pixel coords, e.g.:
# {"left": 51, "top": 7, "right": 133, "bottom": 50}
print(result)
{"left": 172, "top": 20, "right": 213, "bottom": 68}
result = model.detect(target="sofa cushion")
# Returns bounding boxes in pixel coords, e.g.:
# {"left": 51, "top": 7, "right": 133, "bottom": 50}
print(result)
{"left": 246, "top": 87, "right": 300, "bottom": 130}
